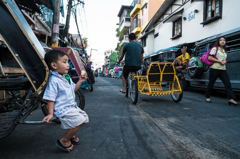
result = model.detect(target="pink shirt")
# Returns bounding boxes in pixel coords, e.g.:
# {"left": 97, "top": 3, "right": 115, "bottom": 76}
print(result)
{"left": 115, "top": 67, "right": 119, "bottom": 73}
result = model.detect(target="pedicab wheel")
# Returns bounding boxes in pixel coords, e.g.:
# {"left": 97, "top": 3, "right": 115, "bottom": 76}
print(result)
{"left": 41, "top": 90, "right": 85, "bottom": 123}
{"left": 130, "top": 79, "right": 138, "bottom": 104}
{"left": 125, "top": 79, "right": 129, "bottom": 98}
{"left": 170, "top": 80, "right": 183, "bottom": 103}
{"left": 76, "top": 89, "right": 85, "bottom": 110}
{"left": 87, "top": 78, "right": 93, "bottom": 92}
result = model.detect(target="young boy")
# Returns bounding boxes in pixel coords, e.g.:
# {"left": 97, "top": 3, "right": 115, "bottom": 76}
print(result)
{"left": 43, "top": 50, "right": 89, "bottom": 152}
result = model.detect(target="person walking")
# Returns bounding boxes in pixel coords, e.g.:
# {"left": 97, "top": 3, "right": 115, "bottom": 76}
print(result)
{"left": 205, "top": 36, "right": 238, "bottom": 105}
{"left": 105, "top": 69, "right": 108, "bottom": 78}
{"left": 117, "top": 33, "right": 144, "bottom": 94}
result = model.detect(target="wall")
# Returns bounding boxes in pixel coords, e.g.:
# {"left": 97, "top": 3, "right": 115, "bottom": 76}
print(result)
{"left": 144, "top": 32, "right": 154, "bottom": 56}
{"left": 148, "top": 0, "right": 164, "bottom": 21}
{"left": 150, "top": 0, "right": 240, "bottom": 54}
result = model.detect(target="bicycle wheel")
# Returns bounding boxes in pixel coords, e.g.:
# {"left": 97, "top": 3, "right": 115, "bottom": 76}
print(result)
{"left": 170, "top": 80, "right": 183, "bottom": 103}
{"left": 130, "top": 79, "right": 138, "bottom": 104}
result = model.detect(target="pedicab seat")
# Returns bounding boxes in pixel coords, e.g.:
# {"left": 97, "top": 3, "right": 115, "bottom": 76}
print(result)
{"left": 135, "top": 62, "right": 180, "bottom": 96}
{"left": 145, "top": 63, "right": 176, "bottom": 82}
{"left": 0, "top": 77, "right": 31, "bottom": 90}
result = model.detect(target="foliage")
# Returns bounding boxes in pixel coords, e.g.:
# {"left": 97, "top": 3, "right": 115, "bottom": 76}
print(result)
{"left": 82, "top": 37, "right": 88, "bottom": 48}
{"left": 118, "top": 28, "right": 129, "bottom": 41}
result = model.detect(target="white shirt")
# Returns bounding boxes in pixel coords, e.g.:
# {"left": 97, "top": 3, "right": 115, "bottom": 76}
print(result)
{"left": 43, "top": 72, "right": 77, "bottom": 118}
{"left": 210, "top": 47, "right": 227, "bottom": 70}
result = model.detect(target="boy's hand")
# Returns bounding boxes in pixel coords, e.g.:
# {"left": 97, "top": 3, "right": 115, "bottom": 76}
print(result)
{"left": 79, "top": 73, "right": 87, "bottom": 83}
{"left": 43, "top": 114, "right": 54, "bottom": 124}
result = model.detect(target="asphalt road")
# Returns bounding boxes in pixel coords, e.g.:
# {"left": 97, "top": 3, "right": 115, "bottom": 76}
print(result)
{"left": 0, "top": 77, "right": 240, "bottom": 159}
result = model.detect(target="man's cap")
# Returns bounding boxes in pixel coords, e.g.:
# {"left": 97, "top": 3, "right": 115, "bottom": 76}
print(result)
{"left": 181, "top": 45, "right": 187, "bottom": 49}
{"left": 82, "top": 55, "right": 85, "bottom": 58}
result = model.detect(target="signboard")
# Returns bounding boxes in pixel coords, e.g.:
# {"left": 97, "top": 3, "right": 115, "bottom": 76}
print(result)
{"left": 53, "top": 24, "right": 59, "bottom": 33}
{"left": 188, "top": 12, "right": 195, "bottom": 21}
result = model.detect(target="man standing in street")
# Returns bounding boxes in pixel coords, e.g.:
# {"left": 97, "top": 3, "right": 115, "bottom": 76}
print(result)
{"left": 117, "top": 33, "right": 144, "bottom": 94}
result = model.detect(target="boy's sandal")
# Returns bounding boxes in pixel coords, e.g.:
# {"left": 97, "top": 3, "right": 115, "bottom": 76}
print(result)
{"left": 55, "top": 140, "right": 73, "bottom": 152}
{"left": 70, "top": 137, "right": 81, "bottom": 145}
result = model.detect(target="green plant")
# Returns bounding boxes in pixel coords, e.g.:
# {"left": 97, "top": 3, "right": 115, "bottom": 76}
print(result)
{"left": 118, "top": 28, "right": 129, "bottom": 41}
{"left": 82, "top": 37, "right": 88, "bottom": 48}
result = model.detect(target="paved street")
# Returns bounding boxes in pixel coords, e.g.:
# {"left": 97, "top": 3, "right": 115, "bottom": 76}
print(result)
{"left": 0, "top": 77, "right": 240, "bottom": 159}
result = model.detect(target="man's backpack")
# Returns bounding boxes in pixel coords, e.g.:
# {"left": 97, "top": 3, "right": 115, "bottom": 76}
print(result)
{"left": 199, "top": 46, "right": 218, "bottom": 66}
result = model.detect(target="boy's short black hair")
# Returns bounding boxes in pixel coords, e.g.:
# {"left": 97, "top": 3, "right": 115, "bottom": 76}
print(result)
{"left": 44, "top": 50, "right": 69, "bottom": 70}
{"left": 129, "top": 33, "right": 136, "bottom": 40}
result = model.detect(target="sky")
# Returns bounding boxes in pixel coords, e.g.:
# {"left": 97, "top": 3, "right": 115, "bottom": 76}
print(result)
{"left": 62, "top": 0, "right": 131, "bottom": 69}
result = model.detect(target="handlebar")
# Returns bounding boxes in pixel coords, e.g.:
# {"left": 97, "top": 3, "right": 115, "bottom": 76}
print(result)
{"left": 20, "top": 117, "right": 58, "bottom": 124}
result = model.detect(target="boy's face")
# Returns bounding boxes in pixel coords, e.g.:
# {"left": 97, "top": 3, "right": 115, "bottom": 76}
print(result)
{"left": 51, "top": 55, "right": 69, "bottom": 76}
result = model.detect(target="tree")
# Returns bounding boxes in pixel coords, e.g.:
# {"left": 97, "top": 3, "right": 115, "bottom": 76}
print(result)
{"left": 82, "top": 37, "right": 88, "bottom": 49}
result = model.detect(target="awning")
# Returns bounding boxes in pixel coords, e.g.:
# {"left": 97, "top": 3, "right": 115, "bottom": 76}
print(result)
{"left": 21, "top": 10, "right": 35, "bottom": 26}
{"left": 197, "top": 27, "right": 240, "bottom": 46}
{"left": 163, "top": 8, "right": 184, "bottom": 23}
{"left": 33, "top": 16, "right": 51, "bottom": 36}
{"left": 144, "top": 47, "right": 179, "bottom": 58}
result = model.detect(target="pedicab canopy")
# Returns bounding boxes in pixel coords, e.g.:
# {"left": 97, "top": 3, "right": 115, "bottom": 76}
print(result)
{"left": 0, "top": 0, "right": 49, "bottom": 93}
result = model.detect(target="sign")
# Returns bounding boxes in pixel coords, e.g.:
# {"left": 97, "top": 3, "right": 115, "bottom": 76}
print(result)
{"left": 53, "top": 24, "right": 59, "bottom": 33}
{"left": 188, "top": 12, "right": 195, "bottom": 21}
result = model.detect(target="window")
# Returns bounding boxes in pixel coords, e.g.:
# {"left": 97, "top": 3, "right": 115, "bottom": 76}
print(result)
{"left": 154, "top": 33, "right": 159, "bottom": 38}
{"left": 225, "top": 35, "right": 240, "bottom": 53}
{"left": 172, "top": 18, "right": 182, "bottom": 39}
{"left": 201, "top": 0, "right": 222, "bottom": 25}
{"left": 206, "top": 0, "right": 220, "bottom": 19}
{"left": 142, "top": 37, "right": 146, "bottom": 47}
{"left": 142, "top": 5, "right": 147, "bottom": 16}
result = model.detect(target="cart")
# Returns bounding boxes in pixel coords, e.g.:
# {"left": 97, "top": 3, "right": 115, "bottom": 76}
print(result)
{"left": 126, "top": 62, "right": 183, "bottom": 104}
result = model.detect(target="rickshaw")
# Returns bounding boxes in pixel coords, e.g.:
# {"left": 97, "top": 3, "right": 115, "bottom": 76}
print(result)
{"left": 0, "top": 0, "right": 85, "bottom": 139}
{"left": 126, "top": 62, "right": 183, "bottom": 104}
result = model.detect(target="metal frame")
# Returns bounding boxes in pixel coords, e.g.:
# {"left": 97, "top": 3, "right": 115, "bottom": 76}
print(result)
{"left": 135, "top": 62, "right": 182, "bottom": 96}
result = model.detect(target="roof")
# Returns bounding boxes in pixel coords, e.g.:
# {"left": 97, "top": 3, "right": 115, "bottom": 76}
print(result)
{"left": 16, "top": 0, "right": 42, "bottom": 13}
{"left": 35, "top": 0, "right": 53, "bottom": 10}
{"left": 138, "top": 29, "right": 154, "bottom": 39}
{"left": 117, "top": 5, "right": 132, "bottom": 17}
{"left": 142, "top": 0, "right": 175, "bottom": 33}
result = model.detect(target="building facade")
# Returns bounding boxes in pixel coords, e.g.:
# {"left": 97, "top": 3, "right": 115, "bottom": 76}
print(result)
{"left": 141, "top": 0, "right": 240, "bottom": 56}
{"left": 130, "top": 0, "right": 164, "bottom": 37}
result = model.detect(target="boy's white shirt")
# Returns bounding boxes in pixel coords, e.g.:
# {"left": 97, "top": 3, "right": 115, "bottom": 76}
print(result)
{"left": 43, "top": 71, "right": 79, "bottom": 118}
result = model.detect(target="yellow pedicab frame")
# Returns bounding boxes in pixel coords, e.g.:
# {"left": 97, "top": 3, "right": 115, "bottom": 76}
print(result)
{"left": 134, "top": 62, "right": 182, "bottom": 96}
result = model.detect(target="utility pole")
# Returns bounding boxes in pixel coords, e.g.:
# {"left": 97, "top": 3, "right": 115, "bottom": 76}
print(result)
{"left": 51, "top": 0, "right": 61, "bottom": 47}
{"left": 63, "top": 0, "right": 73, "bottom": 39}
{"left": 72, "top": 2, "right": 85, "bottom": 55}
